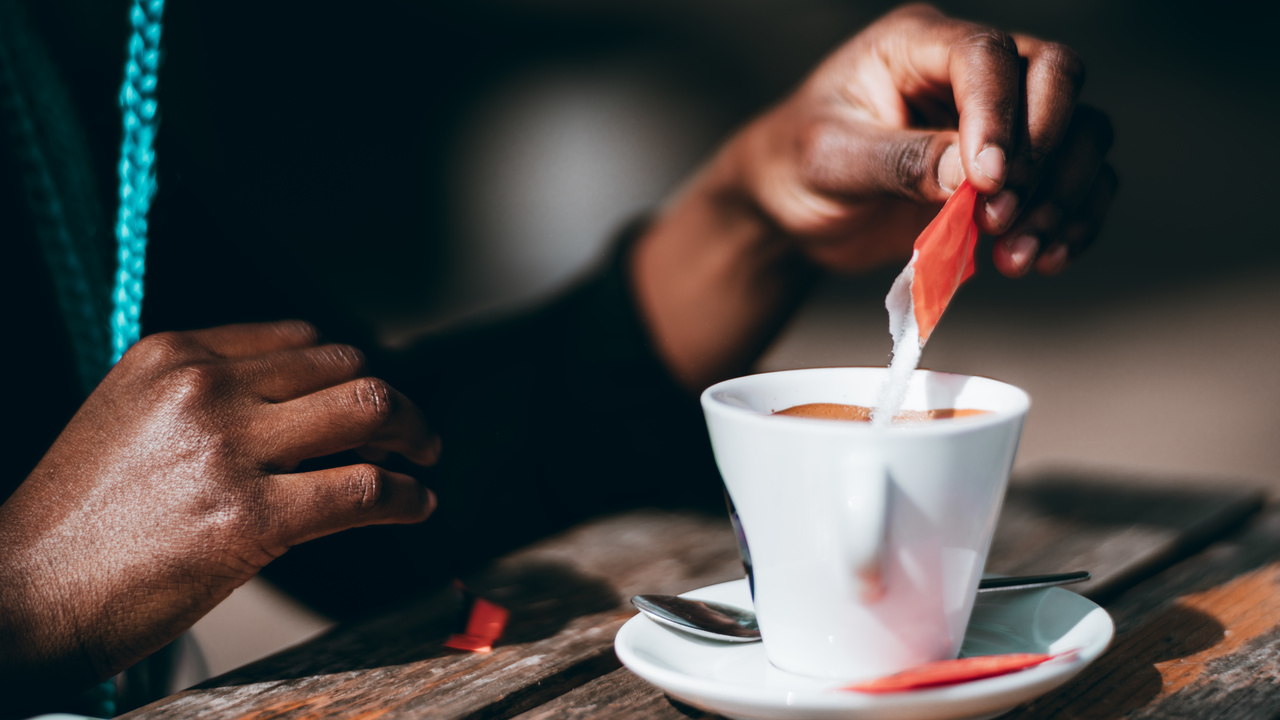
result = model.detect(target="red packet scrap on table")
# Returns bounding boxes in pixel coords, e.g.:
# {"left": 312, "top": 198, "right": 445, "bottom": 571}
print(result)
{"left": 842, "top": 651, "right": 1074, "bottom": 694}
{"left": 907, "top": 179, "right": 980, "bottom": 344}
{"left": 444, "top": 594, "right": 510, "bottom": 654}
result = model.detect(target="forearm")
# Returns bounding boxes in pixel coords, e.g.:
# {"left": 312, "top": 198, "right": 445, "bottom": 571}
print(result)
{"left": 629, "top": 117, "right": 819, "bottom": 393}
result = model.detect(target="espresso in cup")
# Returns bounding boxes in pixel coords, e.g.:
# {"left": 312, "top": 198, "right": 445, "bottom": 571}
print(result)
{"left": 774, "top": 403, "right": 990, "bottom": 423}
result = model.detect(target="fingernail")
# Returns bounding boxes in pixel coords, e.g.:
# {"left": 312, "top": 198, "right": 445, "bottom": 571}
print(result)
{"left": 976, "top": 146, "right": 1005, "bottom": 184}
{"left": 1008, "top": 235, "right": 1038, "bottom": 273}
{"left": 937, "top": 144, "right": 962, "bottom": 193}
{"left": 985, "top": 191, "right": 1018, "bottom": 229}
{"left": 1039, "top": 243, "right": 1069, "bottom": 275}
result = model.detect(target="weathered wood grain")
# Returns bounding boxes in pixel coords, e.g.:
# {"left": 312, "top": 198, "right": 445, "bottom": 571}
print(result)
{"left": 121, "top": 472, "right": 1265, "bottom": 720}
{"left": 514, "top": 473, "right": 1264, "bottom": 720}
{"left": 1001, "top": 504, "right": 1280, "bottom": 719}
{"left": 509, "top": 668, "right": 711, "bottom": 720}
{"left": 120, "top": 510, "right": 743, "bottom": 720}
{"left": 986, "top": 471, "right": 1263, "bottom": 602}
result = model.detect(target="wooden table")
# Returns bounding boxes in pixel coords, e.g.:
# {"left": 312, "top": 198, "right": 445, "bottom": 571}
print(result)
{"left": 122, "top": 470, "right": 1277, "bottom": 719}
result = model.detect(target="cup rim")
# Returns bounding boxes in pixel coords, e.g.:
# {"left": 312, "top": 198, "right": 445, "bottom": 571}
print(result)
{"left": 700, "top": 366, "right": 1030, "bottom": 436}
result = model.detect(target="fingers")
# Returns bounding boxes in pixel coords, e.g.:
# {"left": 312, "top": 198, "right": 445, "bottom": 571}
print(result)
{"left": 881, "top": 7, "right": 1022, "bottom": 196}
{"left": 994, "top": 164, "right": 1117, "bottom": 276}
{"left": 801, "top": 119, "right": 958, "bottom": 205}
{"left": 128, "top": 322, "right": 441, "bottom": 470}
{"left": 798, "top": 95, "right": 967, "bottom": 204}
{"left": 885, "top": 12, "right": 1109, "bottom": 278}
{"left": 877, "top": 9, "right": 1087, "bottom": 230}
{"left": 947, "top": 28, "right": 1020, "bottom": 193}
{"left": 978, "top": 34, "right": 1087, "bottom": 236}
{"left": 1030, "top": 106, "right": 1114, "bottom": 214}
{"left": 187, "top": 320, "right": 322, "bottom": 358}
{"left": 991, "top": 105, "right": 1116, "bottom": 277}
{"left": 268, "top": 463, "right": 436, "bottom": 547}
{"left": 1044, "top": 163, "right": 1118, "bottom": 270}
{"left": 117, "top": 320, "right": 321, "bottom": 378}
{"left": 242, "top": 342, "right": 370, "bottom": 402}
{"left": 259, "top": 376, "right": 442, "bottom": 468}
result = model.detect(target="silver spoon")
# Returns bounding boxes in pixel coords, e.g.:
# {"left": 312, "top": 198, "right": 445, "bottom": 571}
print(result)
{"left": 631, "top": 571, "right": 1090, "bottom": 643}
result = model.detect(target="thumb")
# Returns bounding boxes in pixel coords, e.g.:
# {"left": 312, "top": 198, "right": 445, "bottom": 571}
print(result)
{"left": 801, "top": 122, "right": 958, "bottom": 204}
{"left": 268, "top": 464, "right": 437, "bottom": 548}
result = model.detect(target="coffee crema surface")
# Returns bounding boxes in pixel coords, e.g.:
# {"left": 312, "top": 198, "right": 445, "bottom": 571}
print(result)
{"left": 773, "top": 403, "right": 990, "bottom": 423}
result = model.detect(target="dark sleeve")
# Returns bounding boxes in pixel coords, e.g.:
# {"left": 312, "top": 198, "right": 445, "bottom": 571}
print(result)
{"left": 262, "top": 222, "right": 726, "bottom": 619}
{"left": 399, "top": 218, "right": 725, "bottom": 530}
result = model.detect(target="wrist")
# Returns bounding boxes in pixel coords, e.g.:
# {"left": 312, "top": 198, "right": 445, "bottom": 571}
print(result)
{"left": 0, "top": 502, "right": 101, "bottom": 691}
{"left": 630, "top": 126, "right": 818, "bottom": 392}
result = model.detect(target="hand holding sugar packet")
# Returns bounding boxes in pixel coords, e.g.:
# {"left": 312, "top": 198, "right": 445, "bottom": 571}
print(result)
{"left": 872, "top": 180, "right": 980, "bottom": 426}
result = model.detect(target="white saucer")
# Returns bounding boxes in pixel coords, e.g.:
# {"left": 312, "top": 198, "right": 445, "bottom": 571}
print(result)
{"left": 614, "top": 578, "right": 1113, "bottom": 720}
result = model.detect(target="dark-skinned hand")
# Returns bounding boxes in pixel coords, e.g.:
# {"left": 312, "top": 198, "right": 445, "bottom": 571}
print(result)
{"left": 740, "top": 2, "right": 1117, "bottom": 277}
{"left": 0, "top": 321, "right": 440, "bottom": 690}
{"left": 631, "top": 3, "right": 1119, "bottom": 390}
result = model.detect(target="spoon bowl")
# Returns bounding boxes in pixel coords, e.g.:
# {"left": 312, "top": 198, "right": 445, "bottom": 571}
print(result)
{"left": 630, "top": 594, "right": 760, "bottom": 642}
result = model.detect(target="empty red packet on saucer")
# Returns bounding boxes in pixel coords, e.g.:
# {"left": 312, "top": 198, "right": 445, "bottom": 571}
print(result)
{"left": 908, "top": 179, "right": 980, "bottom": 344}
{"left": 842, "top": 651, "right": 1071, "bottom": 693}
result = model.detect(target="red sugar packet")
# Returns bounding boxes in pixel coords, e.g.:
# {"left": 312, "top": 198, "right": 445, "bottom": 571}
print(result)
{"left": 442, "top": 633, "right": 496, "bottom": 654}
{"left": 909, "top": 179, "right": 980, "bottom": 344}
{"left": 842, "top": 651, "right": 1075, "bottom": 693}
{"left": 444, "top": 595, "right": 509, "bottom": 654}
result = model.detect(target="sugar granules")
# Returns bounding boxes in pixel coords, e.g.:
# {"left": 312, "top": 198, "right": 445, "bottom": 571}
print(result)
{"left": 870, "top": 257, "right": 921, "bottom": 427}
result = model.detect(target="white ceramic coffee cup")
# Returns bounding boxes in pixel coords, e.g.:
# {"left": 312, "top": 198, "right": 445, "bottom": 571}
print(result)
{"left": 701, "top": 367, "right": 1029, "bottom": 680}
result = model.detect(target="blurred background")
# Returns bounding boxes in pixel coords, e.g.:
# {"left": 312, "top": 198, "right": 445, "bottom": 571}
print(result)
{"left": 48, "top": 0, "right": 1280, "bottom": 684}
{"left": 370, "top": 0, "right": 1280, "bottom": 488}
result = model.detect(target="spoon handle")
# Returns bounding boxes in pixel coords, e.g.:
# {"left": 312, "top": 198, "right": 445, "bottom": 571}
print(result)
{"left": 632, "top": 570, "right": 1093, "bottom": 644}
{"left": 977, "top": 571, "right": 1090, "bottom": 593}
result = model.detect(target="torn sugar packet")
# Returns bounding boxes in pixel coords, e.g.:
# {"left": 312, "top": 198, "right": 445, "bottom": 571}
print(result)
{"left": 872, "top": 181, "right": 980, "bottom": 426}
{"left": 444, "top": 590, "right": 510, "bottom": 653}
{"left": 908, "top": 179, "right": 980, "bottom": 344}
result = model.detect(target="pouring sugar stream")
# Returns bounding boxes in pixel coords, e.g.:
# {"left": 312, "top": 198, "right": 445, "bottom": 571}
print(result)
{"left": 872, "top": 180, "right": 982, "bottom": 426}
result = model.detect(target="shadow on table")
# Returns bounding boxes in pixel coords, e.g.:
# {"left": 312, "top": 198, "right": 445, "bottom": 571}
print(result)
{"left": 198, "top": 559, "right": 618, "bottom": 688}
{"left": 463, "top": 559, "right": 620, "bottom": 644}
{"left": 999, "top": 470, "right": 1280, "bottom": 718}
{"left": 1004, "top": 604, "right": 1225, "bottom": 719}
{"left": 990, "top": 469, "right": 1264, "bottom": 604}
{"left": 665, "top": 697, "right": 716, "bottom": 718}
{"left": 1009, "top": 470, "right": 1262, "bottom": 530}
